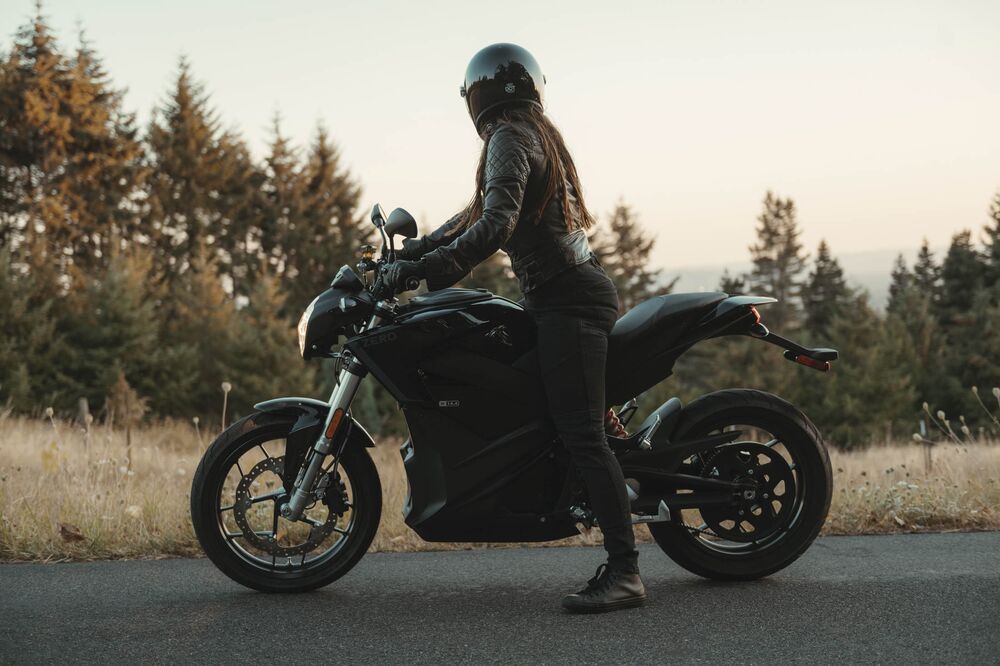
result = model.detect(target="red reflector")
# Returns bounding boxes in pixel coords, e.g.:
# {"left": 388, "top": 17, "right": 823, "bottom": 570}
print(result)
{"left": 792, "top": 355, "right": 831, "bottom": 372}
{"left": 324, "top": 408, "right": 345, "bottom": 439}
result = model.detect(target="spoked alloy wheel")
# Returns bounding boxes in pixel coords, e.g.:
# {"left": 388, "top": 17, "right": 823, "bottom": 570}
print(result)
{"left": 220, "top": 436, "right": 354, "bottom": 570}
{"left": 648, "top": 389, "right": 832, "bottom": 580}
{"left": 191, "top": 413, "right": 381, "bottom": 592}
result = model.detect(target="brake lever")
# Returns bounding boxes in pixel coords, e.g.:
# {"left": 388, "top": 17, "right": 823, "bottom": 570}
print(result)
{"left": 370, "top": 263, "right": 390, "bottom": 301}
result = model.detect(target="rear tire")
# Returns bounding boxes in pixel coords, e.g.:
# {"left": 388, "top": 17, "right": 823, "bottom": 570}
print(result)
{"left": 648, "top": 389, "right": 832, "bottom": 581}
{"left": 191, "top": 412, "right": 382, "bottom": 592}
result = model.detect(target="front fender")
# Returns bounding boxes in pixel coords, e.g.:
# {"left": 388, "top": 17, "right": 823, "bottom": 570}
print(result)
{"left": 254, "top": 396, "right": 376, "bottom": 447}
{"left": 254, "top": 396, "right": 376, "bottom": 493}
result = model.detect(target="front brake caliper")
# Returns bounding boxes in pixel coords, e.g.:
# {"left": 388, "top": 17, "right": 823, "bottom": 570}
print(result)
{"left": 322, "top": 473, "right": 350, "bottom": 515}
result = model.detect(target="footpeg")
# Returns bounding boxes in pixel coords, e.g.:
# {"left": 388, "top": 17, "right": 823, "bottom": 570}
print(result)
{"left": 631, "top": 500, "right": 671, "bottom": 525}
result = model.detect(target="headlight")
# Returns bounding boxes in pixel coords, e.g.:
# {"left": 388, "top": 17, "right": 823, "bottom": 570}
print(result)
{"left": 297, "top": 297, "right": 318, "bottom": 357}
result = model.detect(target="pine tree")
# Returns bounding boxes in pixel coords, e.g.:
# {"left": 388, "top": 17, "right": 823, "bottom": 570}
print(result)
{"left": 249, "top": 115, "right": 306, "bottom": 295}
{"left": 800, "top": 240, "right": 851, "bottom": 340}
{"left": 797, "top": 293, "right": 917, "bottom": 449}
{"left": 937, "top": 230, "right": 984, "bottom": 325}
{"left": 885, "top": 280, "right": 942, "bottom": 413}
{"left": 154, "top": 245, "right": 241, "bottom": 417}
{"left": 0, "top": 249, "right": 64, "bottom": 410}
{"left": 936, "top": 290, "right": 1000, "bottom": 422}
{"left": 280, "top": 122, "right": 367, "bottom": 313}
{"left": 61, "top": 250, "right": 159, "bottom": 412}
{"left": 144, "top": 58, "right": 259, "bottom": 284}
{"left": 0, "top": 5, "right": 67, "bottom": 256}
{"left": 982, "top": 191, "right": 1000, "bottom": 296}
{"left": 912, "top": 238, "right": 940, "bottom": 297}
{"left": 0, "top": 11, "right": 144, "bottom": 272}
{"left": 62, "top": 31, "right": 146, "bottom": 267}
{"left": 887, "top": 254, "right": 911, "bottom": 315}
{"left": 747, "top": 191, "right": 808, "bottom": 330}
{"left": 592, "top": 199, "right": 674, "bottom": 312}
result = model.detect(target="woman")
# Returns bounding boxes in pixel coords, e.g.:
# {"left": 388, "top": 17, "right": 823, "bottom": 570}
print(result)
{"left": 382, "top": 43, "right": 644, "bottom": 613}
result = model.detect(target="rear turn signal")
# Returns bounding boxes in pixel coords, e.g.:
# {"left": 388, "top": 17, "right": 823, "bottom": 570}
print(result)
{"left": 783, "top": 350, "right": 831, "bottom": 372}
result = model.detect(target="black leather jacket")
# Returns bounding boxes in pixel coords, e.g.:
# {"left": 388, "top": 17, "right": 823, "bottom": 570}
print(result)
{"left": 406, "top": 121, "right": 592, "bottom": 293}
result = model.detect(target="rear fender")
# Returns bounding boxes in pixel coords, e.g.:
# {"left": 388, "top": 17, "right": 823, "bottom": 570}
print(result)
{"left": 254, "top": 397, "right": 376, "bottom": 492}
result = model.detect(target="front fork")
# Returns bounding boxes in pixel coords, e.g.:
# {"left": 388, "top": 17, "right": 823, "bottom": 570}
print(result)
{"left": 279, "top": 311, "right": 382, "bottom": 520}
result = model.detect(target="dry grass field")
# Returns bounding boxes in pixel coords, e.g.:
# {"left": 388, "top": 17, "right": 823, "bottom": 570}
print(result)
{"left": 1, "top": 415, "right": 998, "bottom": 562}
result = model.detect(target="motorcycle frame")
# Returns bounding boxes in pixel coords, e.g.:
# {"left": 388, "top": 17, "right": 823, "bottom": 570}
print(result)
{"left": 265, "top": 292, "right": 835, "bottom": 542}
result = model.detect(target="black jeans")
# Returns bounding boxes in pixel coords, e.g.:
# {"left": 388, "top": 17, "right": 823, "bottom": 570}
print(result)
{"left": 524, "top": 257, "right": 639, "bottom": 572}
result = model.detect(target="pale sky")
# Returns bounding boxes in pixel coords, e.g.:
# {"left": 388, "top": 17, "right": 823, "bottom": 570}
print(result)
{"left": 3, "top": 0, "right": 998, "bottom": 269}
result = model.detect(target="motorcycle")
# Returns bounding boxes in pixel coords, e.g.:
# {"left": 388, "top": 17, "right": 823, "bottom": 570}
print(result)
{"left": 190, "top": 203, "right": 837, "bottom": 592}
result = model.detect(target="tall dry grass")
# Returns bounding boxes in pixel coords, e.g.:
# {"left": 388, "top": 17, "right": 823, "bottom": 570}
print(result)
{"left": 1, "top": 415, "right": 998, "bottom": 562}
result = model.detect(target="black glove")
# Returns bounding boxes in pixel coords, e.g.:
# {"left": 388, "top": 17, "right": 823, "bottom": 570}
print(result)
{"left": 382, "top": 260, "right": 426, "bottom": 295}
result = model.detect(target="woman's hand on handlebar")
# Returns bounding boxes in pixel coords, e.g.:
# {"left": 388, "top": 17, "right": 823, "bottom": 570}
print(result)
{"left": 376, "top": 259, "right": 425, "bottom": 299}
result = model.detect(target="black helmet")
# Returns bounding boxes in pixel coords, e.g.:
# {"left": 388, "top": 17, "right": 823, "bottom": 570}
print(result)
{"left": 460, "top": 43, "right": 545, "bottom": 132}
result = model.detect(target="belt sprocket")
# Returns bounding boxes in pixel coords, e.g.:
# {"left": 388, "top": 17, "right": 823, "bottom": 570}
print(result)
{"left": 698, "top": 442, "right": 796, "bottom": 543}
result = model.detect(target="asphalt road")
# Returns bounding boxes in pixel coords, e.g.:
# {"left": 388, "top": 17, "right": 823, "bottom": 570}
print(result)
{"left": 1, "top": 533, "right": 998, "bottom": 664}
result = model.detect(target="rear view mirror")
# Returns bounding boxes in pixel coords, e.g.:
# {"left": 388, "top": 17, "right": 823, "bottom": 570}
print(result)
{"left": 370, "top": 203, "right": 388, "bottom": 228}
{"left": 385, "top": 208, "right": 418, "bottom": 238}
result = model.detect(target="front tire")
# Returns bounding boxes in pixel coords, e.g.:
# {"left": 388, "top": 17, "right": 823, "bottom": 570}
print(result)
{"left": 648, "top": 389, "right": 832, "bottom": 581}
{"left": 190, "top": 412, "right": 382, "bottom": 592}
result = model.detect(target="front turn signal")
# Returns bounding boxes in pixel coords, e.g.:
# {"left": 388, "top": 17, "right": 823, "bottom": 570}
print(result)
{"left": 324, "top": 408, "right": 345, "bottom": 439}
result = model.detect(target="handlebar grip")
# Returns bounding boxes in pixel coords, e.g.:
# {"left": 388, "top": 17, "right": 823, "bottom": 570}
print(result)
{"left": 404, "top": 276, "right": 421, "bottom": 291}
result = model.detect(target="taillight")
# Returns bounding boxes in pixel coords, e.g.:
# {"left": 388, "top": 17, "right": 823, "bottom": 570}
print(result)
{"left": 784, "top": 351, "right": 831, "bottom": 372}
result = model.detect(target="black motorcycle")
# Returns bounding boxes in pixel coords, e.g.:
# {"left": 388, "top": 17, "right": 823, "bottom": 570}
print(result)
{"left": 191, "top": 204, "right": 837, "bottom": 592}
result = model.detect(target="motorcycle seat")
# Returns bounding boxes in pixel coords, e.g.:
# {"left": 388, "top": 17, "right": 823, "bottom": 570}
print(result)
{"left": 609, "top": 292, "right": 728, "bottom": 350}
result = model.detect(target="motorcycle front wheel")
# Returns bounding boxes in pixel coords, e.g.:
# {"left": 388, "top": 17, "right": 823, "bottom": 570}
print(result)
{"left": 648, "top": 389, "right": 832, "bottom": 581}
{"left": 190, "top": 412, "right": 382, "bottom": 592}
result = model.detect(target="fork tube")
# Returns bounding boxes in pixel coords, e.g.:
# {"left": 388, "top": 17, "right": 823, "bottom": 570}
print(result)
{"left": 280, "top": 311, "right": 382, "bottom": 520}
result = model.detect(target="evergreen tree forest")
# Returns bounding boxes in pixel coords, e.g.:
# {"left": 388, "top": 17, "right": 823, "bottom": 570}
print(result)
{"left": 1, "top": 9, "right": 997, "bottom": 448}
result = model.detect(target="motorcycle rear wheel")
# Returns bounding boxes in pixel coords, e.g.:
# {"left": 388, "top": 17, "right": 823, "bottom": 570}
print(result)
{"left": 648, "top": 389, "right": 832, "bottom": 581}
{"left": 190, "top": 412, "right": 382, "bottom": 592}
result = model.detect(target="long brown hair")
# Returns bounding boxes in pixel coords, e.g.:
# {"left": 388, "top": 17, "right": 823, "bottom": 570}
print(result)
{"left": 452, "top": 105, "right": 596, "bottom": 234}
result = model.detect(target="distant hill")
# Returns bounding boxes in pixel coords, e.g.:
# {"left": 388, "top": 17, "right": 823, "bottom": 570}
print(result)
{"left": 664, "top": 247, "right": 936, "bottom": 310}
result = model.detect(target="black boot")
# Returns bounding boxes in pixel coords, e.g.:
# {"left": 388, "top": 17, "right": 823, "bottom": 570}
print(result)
{"left": 561, "top": 564, "right": 646, "bottom": 614}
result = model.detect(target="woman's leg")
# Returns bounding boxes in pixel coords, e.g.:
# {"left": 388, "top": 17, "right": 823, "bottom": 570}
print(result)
{"left": 532, "top": 308, "right": 638, "bottom": 572}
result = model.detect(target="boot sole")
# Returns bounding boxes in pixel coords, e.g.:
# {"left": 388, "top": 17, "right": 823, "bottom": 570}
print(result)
{"left": 561, "top": 594, "right": 647, "bottom": 614}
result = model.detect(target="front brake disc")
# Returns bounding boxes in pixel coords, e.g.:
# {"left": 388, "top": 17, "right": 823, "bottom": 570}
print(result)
{"left": 232, "top": 456, "right": 341, "bottom": 557}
